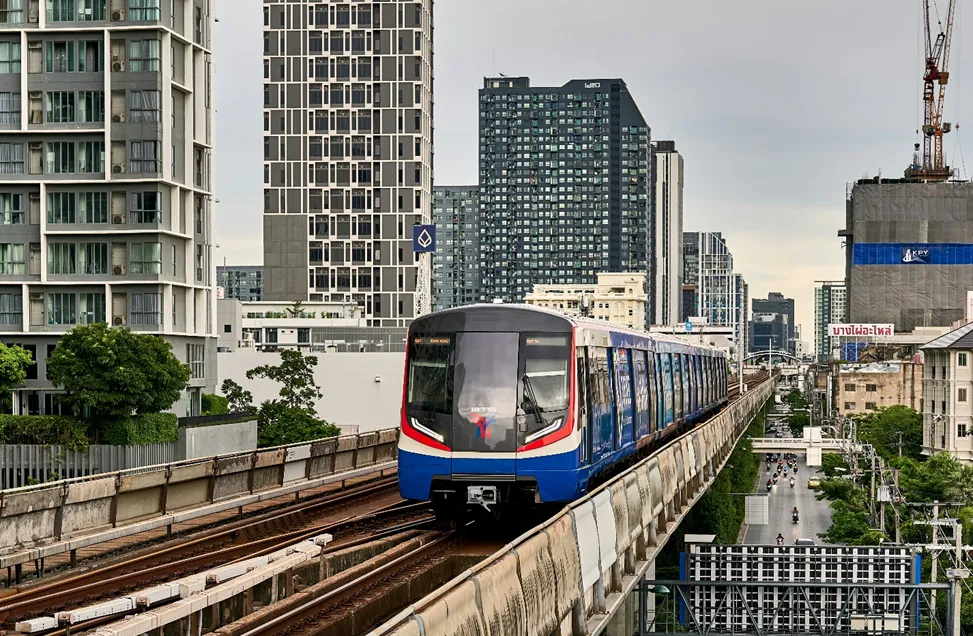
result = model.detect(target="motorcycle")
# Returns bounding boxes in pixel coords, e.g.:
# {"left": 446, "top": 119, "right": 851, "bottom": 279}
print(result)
{"left": 792, "top": 512, "right": 799, "bottom": 523}
{"left": 766, "top": 482, "right": 773, "bottom": 492}
{"left": 790, "top": 478, "right": 795, "bottom": 488}
{"left": 776, "top": 537, "right": 784, "bottom": 546}
{"left": 793, "top": 465, "right": 798, "bottom": 474}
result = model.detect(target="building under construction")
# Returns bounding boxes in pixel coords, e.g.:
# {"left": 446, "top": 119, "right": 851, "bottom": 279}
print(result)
{"left": 841, "top": 178, "right": 973, "bottom": 332}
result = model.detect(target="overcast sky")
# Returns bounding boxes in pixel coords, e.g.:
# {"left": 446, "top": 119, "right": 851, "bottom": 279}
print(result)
{"left": 214, "top": 0, "right": 973, "bottom": 344}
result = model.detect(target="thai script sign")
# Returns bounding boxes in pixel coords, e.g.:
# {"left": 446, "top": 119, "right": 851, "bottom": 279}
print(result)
{"left": 828, "top": 324, "right": 894, "bottom": 337}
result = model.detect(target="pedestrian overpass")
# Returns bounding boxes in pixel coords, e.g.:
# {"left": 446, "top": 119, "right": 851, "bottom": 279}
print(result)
{"left": 750, "top": 428, "right": 850, "bottom": 466}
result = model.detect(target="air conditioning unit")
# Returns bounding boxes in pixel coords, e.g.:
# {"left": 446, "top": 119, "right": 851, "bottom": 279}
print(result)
{"left": 29, "top": 292, "right": 42, "bottom": 301}
{"left": 112, "top": 60, "right": 125, "bottom": 72}
{"left": 29, "top": 141, "right": 41, "bottom": 151}
{"left": 111, "top": 215, "right": 124, "bottom": 225}
{"left": 112, "top": 265, "right": 125, "bottom": 275}
{"left": 112, "top": 315, "right": 126, "bottom": 326}
{"left": 27, "top": 11, "right": 37, "bottom": 23}
{"left": 112, "top": 164, "right": 125, "bottom": 174}
{"left": 111, "top": 113, "right": 125, "bottom": 123}
{"left": 111, "top": 9, "right": 125, "bottom": 21}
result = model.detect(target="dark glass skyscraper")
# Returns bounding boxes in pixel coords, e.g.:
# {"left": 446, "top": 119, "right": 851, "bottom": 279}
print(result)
{"left": 432, "top": 186, "right": 480, "bottom": 311}
{"left": 477, "top": 77, "right": 653, "bottom": 310}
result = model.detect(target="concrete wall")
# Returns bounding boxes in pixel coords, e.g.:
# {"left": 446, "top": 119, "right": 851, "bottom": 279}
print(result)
{"left": 218, "top": 351, "right": 405, "bottom": 432}
{"left": 836, "top": 362, "right": 923, "bottom": 415}
{"left": 177, "top": 419, "right": 257, "bottom": 460}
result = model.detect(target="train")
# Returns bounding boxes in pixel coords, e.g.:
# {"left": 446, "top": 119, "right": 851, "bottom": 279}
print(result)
{"left": 396, "top": 304, "right": 729, "bottom": 520}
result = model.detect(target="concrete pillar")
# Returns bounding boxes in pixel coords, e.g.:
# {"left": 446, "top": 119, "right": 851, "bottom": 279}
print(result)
{"left": 606, "top": 598, "right": 627, "bottom": 636}
{"left": 645, "top": 560, "right": 657, "bottom": 631}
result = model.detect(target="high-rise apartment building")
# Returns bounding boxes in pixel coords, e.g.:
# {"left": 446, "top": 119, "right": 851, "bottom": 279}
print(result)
{"left": 217, "top": 266, "right": 263, "bottom": 302}
{"left": 477, "top": 77, "right": 652, "bottom": 318}
{"left": 653, "top": 140, "right": 682, "bottom": 326}
{"left": 683, "top": 232, "right": 748, "bottom": 353}
{"left": 753, "top": 292, "right": 795, "bottom": 354}
{"left": 681, "top": 232, "right": 699, "bottom": 320}
{"left": 0, "top": 0, "right": 217, "bottom": 416}
{"left": 262, "top": 0, "right": 434, "bottom": 327}
{"left": 432, "top": 185, "right": 478, "bottom": 311}
{"left": 814, "top": 281, "right": 847, "bottom": 362}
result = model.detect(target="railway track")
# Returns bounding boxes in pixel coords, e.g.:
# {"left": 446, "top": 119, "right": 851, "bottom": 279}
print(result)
{"left": 0, "top": 481, "right": 432, "bottom": 627}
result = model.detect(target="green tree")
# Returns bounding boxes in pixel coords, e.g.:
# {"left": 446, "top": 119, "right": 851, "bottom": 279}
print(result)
{"left": 784, "top": 389, "right": 807, "bottom": 410}
{"left": 820, "top": 453, "right": 849, "bottom": 478}
{"left": 788, "top": 411, "right": 809, "bottom": 437}
{"left": 819, "top": 500, "right": 888, "bottom": 545}
{"left": 220, "top": 378, "right": 254, "bottom": 413}
{"left": 854, "top": 405, "right": 923, "bottom": 460}
{"left": 256, "top": 400, "right": 340, "bottom": 447}
{"left": 47, "top": 324, "right": 191, "bottom": 420}
{"left": 246, "top": 349, "right": 322, "bottom": 411}
{"left": 0, "top": 343, "right": 33, "bottom": 408}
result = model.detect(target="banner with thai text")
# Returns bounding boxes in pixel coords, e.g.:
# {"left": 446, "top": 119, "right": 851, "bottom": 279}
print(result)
{"left": 828, "top": 323, "right": 894, "bottom": 337}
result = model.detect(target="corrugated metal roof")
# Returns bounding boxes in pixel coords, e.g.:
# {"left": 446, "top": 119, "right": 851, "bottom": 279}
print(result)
{"left": 920, "top": 321, "right": 973, "bottom": 350}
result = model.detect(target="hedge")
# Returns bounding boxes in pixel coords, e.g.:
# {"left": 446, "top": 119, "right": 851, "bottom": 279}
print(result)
{"left": 99, "top": 413, "right": 179, "bottom": 445}
{"left": 201, "top": 393, "right": 229, "bottom": 416}
{"left": 0, "top": 415, "right": 89, "bottom": 450}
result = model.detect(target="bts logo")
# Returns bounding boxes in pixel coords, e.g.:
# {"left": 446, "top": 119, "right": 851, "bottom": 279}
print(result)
{"left": 472, "top": 413, "right": 495, "bottom": 439}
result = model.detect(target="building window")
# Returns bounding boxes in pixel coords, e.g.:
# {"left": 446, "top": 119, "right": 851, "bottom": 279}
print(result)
{"left": 131, "top": 241, "right": 162, "bottom": 274}
{"left": 45, "top": 41, "right": 77, "bottom": 73}
{"left": 45, "top": 141, "right": 74, "bottom": 173}
{"left": 223, "top": 324, "right": 231, "bottom": 333}
{"left": 128, "top": 39, "right": 160, "bottom": 72}
{"left": 46, "top": 292, "right": 76, "bottom": 325}
{"left": 0, "top": 292, "right": 21, "bottom": 324}
{"left": 78, "top": 90, "right": 104, "bottom": 122}
{"left": 844, "top": 402, "right": 856, "bottom": 411}
{"left": 48, "top": 0, "right": 106, "bottom": 21}
{"left": 46, "top": 91, "right": 75, "bottom": 122}
{"left": 865, "top": 384, "right": 877, "bottom": 392}
{"left": 80, "top": 191, "right": 108, "bottom": 223}
{"left": 265, "top": 328, "right": 277, "bottom": 344}
{"left": 0, "top": 92, "right": 19, "bottom": 123}
{"left": 48, "top": 191, "right": 75, "bottom": 223}
{"left": 960, "top": 352, "right": 968, "bottom": 367}
{"left": 47, "top": 242, "right": 76, "bottom": 274}
{"left": 865, "top": 402, "right": 877, "bottom": 410}
{"left": 78, "top": 292, "right": 105, "bottom": 324}
{"left": 130, "top": 140, "right": 160, "bottom": 172}
{"left": 77, "top": 141, "right": 104, "bottom": 172}
{"left": 0, "top": 0, "right": 24, "bottom": 23}
{"left": 0, "top": 42, "right": 21, "bottom": 74}
{"left": 298, "top": 327, "right": 310, "bottom": 344}
{"left": 0, "top": 142, "right": 23, "bottom": 173}
{"left": 844, "top": 383, "right": 855, "bottom": 392}
{"left": 0, "top": 243, "right": 24, "bottom": 274}
{"left": 130, "top": 191, "right": 160, "bottom": 223}
{"left": 130, "top": 292, "right": 160, "bottom": 324}
{"left": 129, "top": 89, "right": 160, "bottom": 122}
{"left": 960, "top": 423, "right": 968, "bottom": 439}
{"left": 79, "top": 242, "right": 107, "bottom": 274}
{"left": 960, "top": 388, "right": 968, "bottom": 403}
{"left": 0, "top": 193, "right": 23, "bottom": 224}
{"left": 186, "top": 343, "right": 204, "bottom": 378}
{"left": 128, "top": 0, "right": 160, "bottom": 21}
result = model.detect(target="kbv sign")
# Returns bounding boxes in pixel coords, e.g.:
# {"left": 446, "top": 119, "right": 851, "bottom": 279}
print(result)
{"left": 901, "top": 247, "right": 931, "bottom": 264}
{"left": 412, "top": 224, "right": 436, "bottom": 253}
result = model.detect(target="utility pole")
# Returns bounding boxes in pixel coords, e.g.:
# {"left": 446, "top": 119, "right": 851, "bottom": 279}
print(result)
{"left": 932, "top": 502, "right": 940, "bottom": 618}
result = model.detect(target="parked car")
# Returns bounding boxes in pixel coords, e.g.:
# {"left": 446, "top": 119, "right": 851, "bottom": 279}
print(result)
{"left": 807, "top": 477, "right": 821, "bottom": 489}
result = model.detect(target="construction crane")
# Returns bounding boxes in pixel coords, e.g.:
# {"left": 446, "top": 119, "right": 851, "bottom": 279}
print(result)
{"left": 905, "top": 0, "right": 957, "bottom": 181}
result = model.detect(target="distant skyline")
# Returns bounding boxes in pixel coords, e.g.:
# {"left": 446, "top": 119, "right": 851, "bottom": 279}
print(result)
{"left": 215, "top": 1, "right": 973, "bottom": 337}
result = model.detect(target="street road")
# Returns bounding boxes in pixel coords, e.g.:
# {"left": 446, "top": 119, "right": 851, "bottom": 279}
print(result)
{"left": 743, "top": 456, "right": 833, "bottom": 545}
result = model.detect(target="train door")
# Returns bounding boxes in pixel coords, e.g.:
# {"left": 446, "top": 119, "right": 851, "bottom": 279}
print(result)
{"left": 586, "top": 347, "right": 614, "bottom": 462}
{"left": 660, "top": 352, "right": 674, "bottom": 428}
{"left": 671, "top": 353, "right": 682, "bottom": 423}
{"left": 610, "top": 348, "right": 634, "bottom": 450}
{"left": 633, "top": 350, "right": 650, "bottom": 441}
{"left": 694, "top": 356, "right": 703, "bottom": 416}
{"left": 577, "top": 347, "right": 591, "bottom": 466}
{"left": 646, "top": 350, "right": 658, "bottom": 434}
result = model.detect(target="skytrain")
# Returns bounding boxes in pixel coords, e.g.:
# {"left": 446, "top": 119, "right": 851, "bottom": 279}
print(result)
{"left": 397, "top": 304, "right": 728, "bottom": 519}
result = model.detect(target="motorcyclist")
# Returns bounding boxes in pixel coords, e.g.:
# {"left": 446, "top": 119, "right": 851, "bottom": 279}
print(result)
{"left": 790, "top": 477, "right": 795, "bottom": 487}
{"left": 776, "top": 533, "right": 784, "bottom": 546}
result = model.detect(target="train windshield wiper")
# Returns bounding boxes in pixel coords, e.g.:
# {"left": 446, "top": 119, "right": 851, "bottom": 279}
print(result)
{"left": 521, "top": 374, "right": 545, "bottom": 425}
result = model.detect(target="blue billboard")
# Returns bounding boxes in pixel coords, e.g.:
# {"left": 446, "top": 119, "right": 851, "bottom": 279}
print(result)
{"left": 412, "top": 224, "right": 436, "bottom": 253}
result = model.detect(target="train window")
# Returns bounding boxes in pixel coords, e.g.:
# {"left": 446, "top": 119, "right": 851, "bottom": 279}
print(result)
{"left": 671, "top": 353, "right": 682, "bottom": 421}
{"left": 576, "top": 349, "right": 590, "bottom": 464}
{"left": 522, "top": 335, "right": 571, "bottom": 413}
{"left": 454, "top": 331, "right": 520, "bottom": 442}
{"left": 587, "top": 347, "right": 612, "bottom": 455}
{"left": 406, "top": 335, "right": 454, "bottom": 414}
{"left": 646, "top": 351, "right": 657, "bottom": 433}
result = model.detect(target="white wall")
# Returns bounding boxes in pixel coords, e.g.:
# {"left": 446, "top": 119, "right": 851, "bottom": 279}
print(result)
{"left": 218, "top": 351, "right": 405, "bottom": 432}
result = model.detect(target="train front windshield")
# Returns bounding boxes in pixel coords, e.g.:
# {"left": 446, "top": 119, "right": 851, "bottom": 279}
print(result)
{"left": 406, "top": 332, "right": 571, "bottom": 452}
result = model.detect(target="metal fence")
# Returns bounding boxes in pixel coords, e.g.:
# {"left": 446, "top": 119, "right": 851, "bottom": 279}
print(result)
{"left": 0, "top": 443, "right": 176, "bottom": 489}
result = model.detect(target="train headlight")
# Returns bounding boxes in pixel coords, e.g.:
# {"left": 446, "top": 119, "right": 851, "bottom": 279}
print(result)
{"left": 410, "top": 417, "right": 445, "bottom": 444}
{"left": 524, "top": 416, "right": 565, "bottom": 445}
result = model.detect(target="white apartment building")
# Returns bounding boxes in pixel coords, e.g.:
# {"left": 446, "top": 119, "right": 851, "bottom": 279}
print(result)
{"left": 653, "top": 140, "right": 683, "bottom": 326}
{"left": 524, "top": 272, "right": 648, "bottom": 330}
{"left": 920, "top": 321, "right": 973, "bottom": 462}
{"left": 0, "top": 0, "right": 217, "bottom": 416}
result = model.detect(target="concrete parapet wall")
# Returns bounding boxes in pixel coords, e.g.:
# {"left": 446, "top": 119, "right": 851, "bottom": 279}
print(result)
{"left": 177, "top": 420, "right": 257, "bottom": 461}
{"left": 373, "top": 379, "right": 775, "bottom": 636}
{"left": 0, "top": 429, "right": 400, "bottom": 569}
